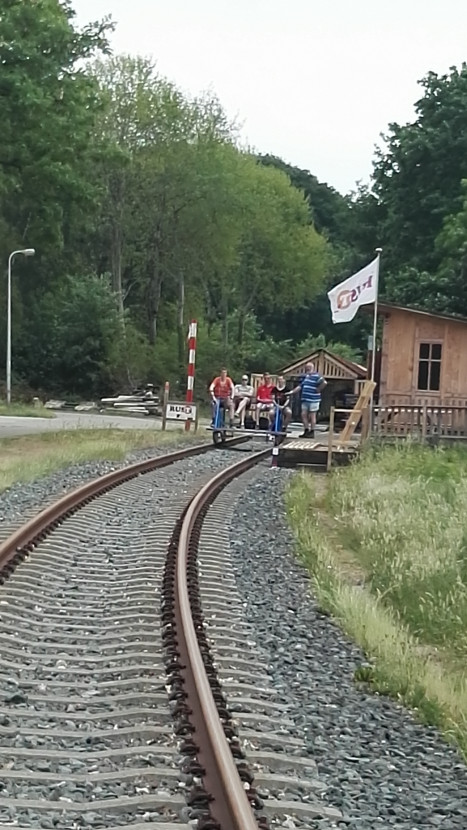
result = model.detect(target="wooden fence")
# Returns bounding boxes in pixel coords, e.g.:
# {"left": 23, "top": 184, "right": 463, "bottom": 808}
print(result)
{"left": 373, "top": 405, "right": 467, "bottom": 439}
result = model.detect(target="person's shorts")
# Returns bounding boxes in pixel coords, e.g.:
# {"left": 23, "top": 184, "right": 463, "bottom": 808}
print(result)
{"left": 301, "top": 400, "right": 320, "bottom": 413}
{"left": 270, "top": 405, "right": 291, "bottom": 415}
{"left": 234, "top": 396, "right": 251, "bottom": 409}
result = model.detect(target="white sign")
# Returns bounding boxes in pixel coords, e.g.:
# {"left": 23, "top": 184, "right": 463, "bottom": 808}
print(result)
{"left": 165, "top": 402, "right": 197, "bottom": 421}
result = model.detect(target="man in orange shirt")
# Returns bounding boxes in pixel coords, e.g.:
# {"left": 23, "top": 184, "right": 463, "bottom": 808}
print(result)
{"left": 255, "top": 372, "right": 275, "bottom": 426}
{"left": 209, "top": 368, "right": 235, "bottom": 427}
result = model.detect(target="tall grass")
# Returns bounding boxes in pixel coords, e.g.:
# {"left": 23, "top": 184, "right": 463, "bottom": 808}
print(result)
{"left": 327, "top": 444, "right": 467, "bottom": 658}
{"left": 286, "top": 443, "right": 467, "bottom": 757}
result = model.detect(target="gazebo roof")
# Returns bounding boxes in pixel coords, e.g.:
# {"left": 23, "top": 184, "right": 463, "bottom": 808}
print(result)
{"left": 278, "top": 347, "right": 367, "bottom": 380}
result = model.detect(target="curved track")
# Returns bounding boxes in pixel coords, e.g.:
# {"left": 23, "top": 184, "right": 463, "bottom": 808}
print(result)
{"left": 0, "top": 441, "right": 268, "bottom": 829}
{"left": 0, "top": 440, "right": 341, "bottom": 829}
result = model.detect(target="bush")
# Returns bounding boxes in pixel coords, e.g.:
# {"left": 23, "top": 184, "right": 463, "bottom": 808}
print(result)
{"left": 15, "top": 274, "right": 124, "bottom": 397}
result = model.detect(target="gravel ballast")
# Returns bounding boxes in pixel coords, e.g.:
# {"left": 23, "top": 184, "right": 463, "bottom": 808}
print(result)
{"left": 0, "top": 439, "right": 210, "bottom": 527}
{"left": 229, "top": 470, "right": 467, "bottom": 830}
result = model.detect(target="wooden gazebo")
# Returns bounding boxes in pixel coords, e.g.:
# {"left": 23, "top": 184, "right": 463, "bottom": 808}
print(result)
{"left": 251, "top": 348, "right": 367, "bottom": 420}
{"left": 278, "top": 348, "right": 367, "bottom": 419}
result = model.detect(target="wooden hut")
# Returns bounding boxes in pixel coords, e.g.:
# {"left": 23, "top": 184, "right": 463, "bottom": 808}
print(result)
{"left": 376, "top": 302, "right": 467, "bottom": 436}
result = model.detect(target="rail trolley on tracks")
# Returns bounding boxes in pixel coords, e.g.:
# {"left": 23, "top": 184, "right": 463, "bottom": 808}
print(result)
{"left": 207, "top": 397, "right": 290, "bottom": 446}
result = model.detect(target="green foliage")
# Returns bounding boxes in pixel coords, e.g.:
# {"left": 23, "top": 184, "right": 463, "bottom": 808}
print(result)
{"left": 295, "top": 333, "right": 363, "bottom": 363}
{"left": 184, "top": 312, "right": 295, "bottom": 394}
{"left": 0, "top": 0, "right": 112, "bottom": 266}
{"left": 0, "top": 8, "right": 363, "bottom": 400}
{"left": 15, "top": 275, "right": 124, "bottom": 396}
{"left": 352, "top": 62, "right": 467, "bottom": 316}
{"left": 255, "top": 158, "right": 373, "bottom": 349}
{"left": 431, "top": 179, "right": 467, "bottom": 315}
{"left": 8, "top": 7, "right": 467, "bottom": 399}
{"left": 383, "top": 265, "right": 445, "bottom": 311}
{"left": 373, "top": 65, "right": 467, "bottom": 272}
{"left": 328, "top": 443, "right": 467, "bottom": 655}
{"left": 91, "top": 55, "right": 238, "bottom": 335}
{"left": 85, "top": 55, "right": 331, "bottom": 384}
{"left": 287, "top": 466, "right": 467, "bottom": 759}
{"left": 257, "top": 154, "right": 352, "bottom": 241}
{"left": 223, "top": 158, "right": 328, "bottom": 342}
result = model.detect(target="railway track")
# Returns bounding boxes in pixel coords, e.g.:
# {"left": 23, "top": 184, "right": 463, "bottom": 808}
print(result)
{"left": 0, "top": 439, "right": 342, "bottom": 829}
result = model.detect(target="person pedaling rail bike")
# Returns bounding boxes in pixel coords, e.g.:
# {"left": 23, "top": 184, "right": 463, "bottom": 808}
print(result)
{"left": 209, "top": 368, "right": 235, "bottom": 427}
{"left": 233, "top": 374, "right": 254, "bottom": 427}
{"left": 269, "top": 375, "right": 292, "bottom": 431}
{"left": 291, "top": 361, "right": 327, "bottom": 438}
{"left": 255, "top": 373, "right": 275, "bottom": 427}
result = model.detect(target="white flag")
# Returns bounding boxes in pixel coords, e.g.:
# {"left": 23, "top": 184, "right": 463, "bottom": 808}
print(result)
{"left": 327, "top": 255, "right": 379, "bottom": 323}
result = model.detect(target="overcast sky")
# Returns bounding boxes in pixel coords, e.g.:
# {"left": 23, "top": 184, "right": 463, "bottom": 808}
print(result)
{"left": 72, "top": 0, "right": 467, "bottom": 195}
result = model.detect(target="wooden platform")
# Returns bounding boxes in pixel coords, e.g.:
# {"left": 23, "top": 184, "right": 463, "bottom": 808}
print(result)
{"left": 277, "top": 437, "right": 359, "bottom": 470}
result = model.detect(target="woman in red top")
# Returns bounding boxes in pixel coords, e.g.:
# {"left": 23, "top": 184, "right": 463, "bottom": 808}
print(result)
{"left": 255, "top": 372, "right": 274, "bottom": 426}
{"left": 209, "top": 368, "right": 234, "bottom": 426}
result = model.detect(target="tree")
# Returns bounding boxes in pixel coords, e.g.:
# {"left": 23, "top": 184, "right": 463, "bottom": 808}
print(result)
{"left": 257, "top": 154, "right": 352, "bottom": 241}
{"left": 294, "top": 332, "right": 363, "bottom": 363}
{"left": 255, "top": 157, "right": 377, "bottom": 351}
{"left": 430, "top": 179, "right": 467, "bottom": 314}
{"left": 372, "top": 64, "right": 467, "bottom": 278}
{"left": 92, "top": 54, "right": 237, "bottom": 352}
{"left": 15, "top": 275, "right": 124, "bottom": 396}
{"left": 228, "top": 159, "right": 328, "bottom": 346}
{"left": 188, "top": 156, "right": 329, "bottom": 350}
{"left": 127, "top": 121, "right": 236, "bottom": 348}
{"left": 0, "top": 20, "right": 352, "bottom": 399}
{"left": 92, "top": 54, "right": 194, "bottom": 317}
{"left": 0, "top": 0, "right": 112, "bottom": 271}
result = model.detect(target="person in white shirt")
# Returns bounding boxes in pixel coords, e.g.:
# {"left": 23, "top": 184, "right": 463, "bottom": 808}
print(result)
{"left": 233, "top": 374, "right": 254, "bottom": 427}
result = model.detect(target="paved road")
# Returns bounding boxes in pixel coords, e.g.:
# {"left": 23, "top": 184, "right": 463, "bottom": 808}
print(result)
{"left": 0, "top": 411, "right": 317, "bottom": 441}
{"left": 0, "top": 411, "right": 205, "bottom": 439}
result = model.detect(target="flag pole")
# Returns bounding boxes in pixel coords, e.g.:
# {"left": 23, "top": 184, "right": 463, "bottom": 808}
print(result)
{"left": 371, "top": 247, "right": 382, "bottom": 382}
{"left": 369, "top": 247, "right": 382, "bottom": 436}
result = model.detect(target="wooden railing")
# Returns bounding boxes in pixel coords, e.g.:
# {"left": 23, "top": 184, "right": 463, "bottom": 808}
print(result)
{"left": 374, "top": 405, "right": 467, "bottom": 438}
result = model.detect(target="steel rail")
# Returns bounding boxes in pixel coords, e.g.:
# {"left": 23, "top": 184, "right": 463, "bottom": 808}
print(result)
{"left": 175, "top": 447, "right": 270, "bottom": 830}
{"left": 0, "top": 436, "right": 270, "bottom": 826}
{"left": 0, "top": 437, "right": 248, "bottom": 575}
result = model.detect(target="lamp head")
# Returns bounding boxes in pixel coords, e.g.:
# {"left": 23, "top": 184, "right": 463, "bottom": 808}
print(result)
{"left": 22, "top": 248, "right": 35, "bottom": 256}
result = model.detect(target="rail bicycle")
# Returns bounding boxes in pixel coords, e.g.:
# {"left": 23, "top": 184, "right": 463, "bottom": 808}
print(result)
{"left": 207, "top": 398, "right": 290, "bottom": 446}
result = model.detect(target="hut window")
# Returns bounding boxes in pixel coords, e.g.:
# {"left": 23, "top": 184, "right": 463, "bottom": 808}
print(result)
{"left": 417, "top": 342, "right": 442, "bottom": 391}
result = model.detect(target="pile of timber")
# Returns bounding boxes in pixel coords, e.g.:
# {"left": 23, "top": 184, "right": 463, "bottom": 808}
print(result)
{"left": 100, "top": 392, "right": 161, "bottom": 416}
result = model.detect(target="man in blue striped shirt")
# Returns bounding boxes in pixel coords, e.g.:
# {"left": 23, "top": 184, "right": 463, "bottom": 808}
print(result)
{"left": 291, "top": 362, "right": 327, "bottom": 438}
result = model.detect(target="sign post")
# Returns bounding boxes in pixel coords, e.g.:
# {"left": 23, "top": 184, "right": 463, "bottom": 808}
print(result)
{"left": 165, "top": 402, "right": 197, "bottom": 423}
{"left": 185, "top": 320, "right": 197, "bottom": 432}
{"left": 161, "top": 382, "right": 170, "bottom": 431}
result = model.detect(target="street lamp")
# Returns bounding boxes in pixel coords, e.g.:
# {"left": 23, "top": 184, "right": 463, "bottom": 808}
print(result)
{"left": 6, "top": 248, "right": 35, "bottom": 405}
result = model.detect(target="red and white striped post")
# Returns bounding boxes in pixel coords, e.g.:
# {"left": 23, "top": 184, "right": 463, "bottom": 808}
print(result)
{"left": 185, "top": 320, "right": 197, "bottom": 432}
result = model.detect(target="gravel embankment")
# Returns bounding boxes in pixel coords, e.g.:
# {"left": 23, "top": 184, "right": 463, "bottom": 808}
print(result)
{"left": 229, "top": 470, "right": 467, "bottom": 830}
{"left": 0, "top": 439, "right": 210, "bottom": 527}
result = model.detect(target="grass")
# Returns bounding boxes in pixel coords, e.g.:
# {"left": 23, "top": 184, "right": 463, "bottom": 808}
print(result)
{"left": 0, "top": 428, "right": 208, "bottom": 493}
{"left": 286, "top": 442, "right": 467, "bottom": 759}
{"left": 0, "top": 403, "right": 55, "bottom": 418}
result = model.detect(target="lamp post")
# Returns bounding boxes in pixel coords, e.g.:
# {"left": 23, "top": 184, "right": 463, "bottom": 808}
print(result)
{"left": 6, "top": 248, "right": 35, "bottom": 405}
